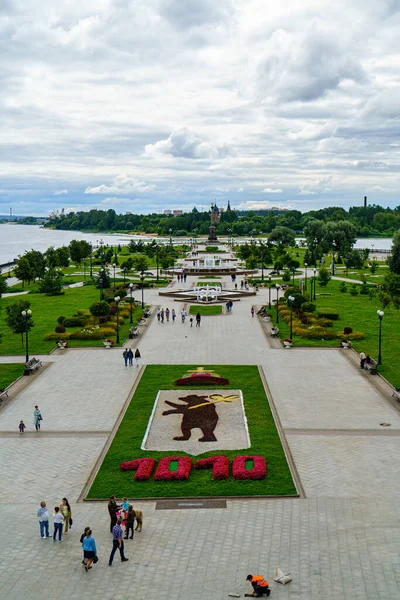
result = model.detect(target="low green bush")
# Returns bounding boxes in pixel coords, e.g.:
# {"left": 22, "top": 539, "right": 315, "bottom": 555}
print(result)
{"left": 316, "top": 318, "right": 333, "bottom": 328}
{"left": 63, "top": 316, "right": 88, "bottom": 327}
{"left": 301, "top": 302, "right": 316, "bottom": 313}
{"left": 337, "top": 331, "right": 365, "bottom": 340}
{"left": 44, "top": 332, "right": 71, "bottom": 341}
{"left": 317, "top": 309, "right": 339, "bottom": 320}
{"left": 55, "top": 325, "right": 66, "bottom": 333}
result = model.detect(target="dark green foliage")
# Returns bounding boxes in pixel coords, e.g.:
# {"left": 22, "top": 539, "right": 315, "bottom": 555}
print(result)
{"left": 5, "top": 300, "right": 34, "bottom": 347}
{"left": 38, "top": 267, "right": 64, "bottom": 295}
{"left": 62, "top": 316, "right": 88, "bottom": 327}
{"left": 301, "top": 302, "right": 316, "bottom": 313}
{"left": 282, "top": 271, "right": 291, "bottom": 282}
{"left": 317, "top": 309, "right": 339, "bottom": 320}
{"left": 0, "top": 276, "right": 8, "bottom": 297}
{"left": 339, "top": 282, "right": 347, "bottom": 293}
{"left": 388, "top": 231, "right": 400, "bottom": 274}
{"left": 89, "top": 301, "right": 110, "bottom": 317}
{"left": 349, "top": 284, "right": 359, "bottom": 296}
{"left": 317, "top": 266, "right": 331, "bottom": 288}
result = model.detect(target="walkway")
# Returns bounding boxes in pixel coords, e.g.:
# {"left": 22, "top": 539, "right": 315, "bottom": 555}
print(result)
{"left": 0, "top": 272, "right": 399, "bottom": 599}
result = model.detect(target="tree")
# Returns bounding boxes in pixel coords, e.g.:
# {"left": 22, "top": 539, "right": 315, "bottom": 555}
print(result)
{"left": 14, "top": 256, "right": 35, "bottom": 287}
{"left": 95, "top": 268, "right": 111, "bottom": 290}
{"left": 54, "top": 246, "right": 70, "bottom": 268}
{"left": 5, "top": 300, "right": 35, "bottom": 347}
{"left": 388, "top": 230, "right": 400, "bottom": 274}
{"left": 89, "top": 301, "right": 110, "bottom": 318}
{"left": 268, "top": 226, "right": 296, "bottom": 248}
{"left": 381, "top": 272, "right": 400, "bottom": 298}
{"left": 24, "top": 250, "right": 46, "bottom": 279}
{"left": 317, "top": 266, "right": 331, "bottom": 288}
{"left": 0, "top": 275, "right": 8, "bottom": 298}
{"left": 133, "top": 256, "right": 151, "bottom": 276}
{"left": 38, "top": 267, "right": 64, "bottom": 295}
{"left": 69, "top": 240, "right": 92, "bottom": 264}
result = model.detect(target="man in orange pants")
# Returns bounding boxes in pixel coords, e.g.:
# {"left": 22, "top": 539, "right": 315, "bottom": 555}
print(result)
{"left": 246, "top": 574, "right": 271, "bottom": 596}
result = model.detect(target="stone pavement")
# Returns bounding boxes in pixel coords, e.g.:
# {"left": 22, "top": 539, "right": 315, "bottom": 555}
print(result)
{"left": 0, "top": 272, "right": 399, "bottom": 599}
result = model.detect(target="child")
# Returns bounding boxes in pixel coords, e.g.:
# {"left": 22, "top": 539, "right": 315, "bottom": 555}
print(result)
{"left": 122, "top": 498, "right": 129, "bottom": 512}
{"left": 80, "top": 526, "right": 91, "bottom": 564}
{"left": 19, "top": 420, "right": 26, "bottom": 434}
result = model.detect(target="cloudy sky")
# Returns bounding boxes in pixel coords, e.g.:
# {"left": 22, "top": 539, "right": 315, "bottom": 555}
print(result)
{"left": 1, "top": 0, "right": 400, "bottom": 216}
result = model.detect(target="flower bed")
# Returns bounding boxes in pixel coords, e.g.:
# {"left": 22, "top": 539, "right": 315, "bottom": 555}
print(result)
{"left": 195, "top": 456, "right": 229, "bottom": 480}
{"left": 120, "top": 458, "right": 156, "bottom": 481}
{"left": 154, "top": 456, "right": 193, "bottom": 481}
{"left": 232, "top": 456, "right": 266, "bottom": 480}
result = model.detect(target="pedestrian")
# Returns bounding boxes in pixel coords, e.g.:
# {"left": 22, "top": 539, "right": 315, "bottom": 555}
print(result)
{"left": 161, "top": 308, "right": 164, "bottom": 323}
{"left": 229, "top": 300, "right": 233, "bottom": 312}
{"left": 251, "top": 306, "right": 255, "bottom": 318}
{"left": 156, "top": 308, "right": 161, "bottom": 322}
{"left": 109, "top": 518, "right": 129, "bottom": 566}
{"left": 190, "top": 317, "right": 193, "bottom": 327}
{"left": 181, "top": 309, "right": 186, "bottom": 323}
{"left": 166, "top": 308, "right": 170, "bottom": 322}
{"left": 360, "top": 351, "right": 366, "bottom": 369}
{"left": 34, "top": 405, "right": 42, "bottom": 431}
{"left": 19, "top": 420, "right": 26, "bottom": 434}
{"left": 37, "top": 501, "right": 50, "bottom": 539}
{"left": 171, "top": 308, "right": 176, "bottom": 322}
{"left": 124, "top": 505, "right": 136, "bottom": 539}
{"left": 52, "top": 506, "right": 64, "bottom": 542}
{"left": 122, "top": 348, "right": 129, "bottom": 367}
{"left": 241, "top": 280, "right": 244, "bottom": 289}
{"left": 196, "top": 312, "right": 201, "bottom": 327}
{"left": 226, "top": 301, "right": 230, "bottom": 313}
{"left": 127, "top": 348, "right": 133, "bottom": 366}
{"left": 108, "top": 495, "right": 120, "bottom": 533}
{"left": 184, "top": 273, "right": 187, "bottom": 283}
{"left": 80, "top": 526, "right": 91, "bottom": 565}
{"left": 82, "top": 529, "right": 97, "bottom": 572}
{"left": 177, "top": 274, "right": 181, "bottom": 283}
{"left": 235, "top": 283, "right": 238, "bottom": 290}
{"left": 134, "top": 348, "right": 141, "bottom": 368}
{"left": 246, "top": 574, "right": 270, "bottom": 596}
{"left": 60, "top": 497, "right": 72, "bottom": 534}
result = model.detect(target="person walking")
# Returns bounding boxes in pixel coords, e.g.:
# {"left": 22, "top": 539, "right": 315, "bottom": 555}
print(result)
{"left": 52, "top": 507, "right": 64, "bottom": 542}
{"left": 80, "top": 526, "right": 91, "bottom": 565}
{"left": 156, "top": 308, "right": 161, "bottom": 322}
{"left": 124, "top": 506, "right": 136, "bottom": 539}
{"left": 177, "top": 274, "right": 181, "bottom": 283}
{"left": 171, "top": 308, "right": 176, "bottom": 322}
{"left": 109, "top": 518, "right": 129, "bottom": 566}
{"left": 251, "top": 306, "right": 255, "bottom": 318}
{"left": 60, "top": 497, "right": 72, "bottom": 535}
{"left": 19, "top": 420, "right": 26, "bottom": 434}
{"left": 34, "top": 405, "right": 42, "bottom": 431}
{"left": 189, "top": 317, "right": 193, "bottom": 327}
{"left": 165, "top": 308, "right": 170, "bottom": 322}
{"left": 37, "top": 501, "right": 50, "bottom": 539}
{"left": 82, "top": 529, "right": 97, "bottom": 571}
{"left": 181, "top": 309, "right": 186, "bottom": 323}
{"left": 127, "top": 349, "right": 133, "bottom": 366}
{"left": 160, "top": 309, "right": 165, "bottom": 323}
{"left": 108, "top": 496, "right": 120, "bottom": 533}
{"left": 122, "top": 349, "right": 129, "bottom": 367}
{"left": 196, "top": 312, "right": 201, "bottom": 327}
{"left": 360, "top": 351, "right": 366, "bottom": 369}
{"left": 134, "top": 348, "right": 141, "bottom": 368}
{"left": 183, "top": 272, "right": 187, "bottom": 283}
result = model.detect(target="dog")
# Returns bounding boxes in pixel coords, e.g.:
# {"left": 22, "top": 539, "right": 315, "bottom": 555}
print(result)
{"left": 134, "top": 508, "right": 143, "bottom": 531}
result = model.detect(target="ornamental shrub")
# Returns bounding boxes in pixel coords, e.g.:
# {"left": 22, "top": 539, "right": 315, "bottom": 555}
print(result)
{"left": 339, "top": 282, "right": 347, "bottom": 293}
{"left": 360, "top": 284, "right": 369, "bottom": 295}
{"left": 282, "top": 271, "right": 291, "bottom": 282}
{"left": 44, "top": 332, "right": 71, "bottom": 341}
{"left": 69, "top": 330, "right": 104, "bottom": 340}
{"left": 63, "top": 316, "right": 88, "bottom": 327}
{"left": 316, "top": 318, "right": 333, "bottom": 328}
{"left": 89, "top": 301, "right": 110, "bottom": 318}
{"left": 349, "top": 284, "right": 359, "bottom": 296}
{"left": 343, "top": 327, "right": 353, "bottom": 335}
{"left": 337, "top": 331, "right": 365, "bottom": 340}
{"left": 99, "top": 327, "right": 117, "bottom": 336}
{"left": 57, "top": 316, "right": 65, "bottom": 325}
{"left": 99, "top": 315, "right": 110, "bottom": 324}
{"left": 55, "top": 325, "right": 66, "bottom": 334}
{"left": 301, "top": 302, "right": 316, "bottom": 313}
{"left": 317, "top": 309, "right": 339, "bottom": 320}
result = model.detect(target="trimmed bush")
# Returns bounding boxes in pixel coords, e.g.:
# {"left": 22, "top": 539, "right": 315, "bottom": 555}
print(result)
{"left": 316, "top": 318, "right": 333, "bottom": 328}
{"left": 337, "top": 331, "right": 365, "bottom": 340}
{"left": 301, "top": 302, "right": 316, "bottom": 313}
{"left": 44, "top": 332, "right": 71, "bottom": 341}
{"left": 343, "top": 327, "right": 353, "bottom": 335}
{"left": 63, "top": 316, "right": 88, "bottom": 327}
{"left": 349, "top": 285, "right": 359, "bottom": 296}
{"left": 317, "top": 309, "right": 339, "bottom": 320}
{"left": 55, "top": 325, "right": 66, "bottom": 334}
{"left": 69, "top": 330, "right": 104, "bottom": 340}
{"left": 57, "top": 316, "right": 65, "bottom": 325}
{"left": 99, "top": 327, "right": 117, "bottom": 336}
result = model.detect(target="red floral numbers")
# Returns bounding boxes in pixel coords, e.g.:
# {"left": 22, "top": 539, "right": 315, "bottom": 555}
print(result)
{"left": 195, "top": 456, "right": 229, "bottom": 480}
{"left": 119, "top": 458, "right": 156, "bottom": 481}
{"left": 232, "top": 456, "right": 266, "bottom": 480}
{"left": 154, "top": 456, "right": 193, "bottom": 481}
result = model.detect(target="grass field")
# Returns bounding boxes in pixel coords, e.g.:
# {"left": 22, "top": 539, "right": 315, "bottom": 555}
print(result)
{"left": 196, "top": 281, "right": 222, "bottom": 287}
{"left": 271, "top": 279, "right": 400, "bottom": 388}
{"left": 0, "top": 364, "right": 25, "bottom": 390}
{"left": 189, "top": 305, "right": 223, "bottom": 316}
{"left": 87, "top": 365, "right": 297, "bottom": 499}
{"left": 0, "top": 286, "right": 144, "bottom": 355}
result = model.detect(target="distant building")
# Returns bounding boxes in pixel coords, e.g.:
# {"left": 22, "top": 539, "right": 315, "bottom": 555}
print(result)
{"left": 226, "top": 200, "right": 231, "bottom": 211}
{"left": 173, "top": 209, "right": 183, "bottom": 216}
{"left": 164, "top": 209, "right": 172, "bottom": 215}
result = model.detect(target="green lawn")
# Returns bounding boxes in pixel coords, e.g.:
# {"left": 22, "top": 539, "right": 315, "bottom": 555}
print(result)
{"left": 0, "top": 364, "right": 25, "bottom": 390}
{"left": 196, "top": 281, "right": 222, "bottom": 287}
{"left": 271, "top": 279, "right": 400, "bottom": 388}
{"left": 87, "top": 365, "right": 297, "bottom": 499}
{"left": 189, "top": 305, "right": 222, "bottom": 316}
{"left": 0, "top": 286, "right": 144, "bottom": 354}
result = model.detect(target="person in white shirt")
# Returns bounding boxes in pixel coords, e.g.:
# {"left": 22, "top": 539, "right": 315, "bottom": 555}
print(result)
{"left": 37, "top": 501, "right": 50, "bottom": 538}
{"left": 52, "top": 507, "right": 64, "bottom": 542}
{"left": 181, "top": 309, "right": 187, "bottom": 323}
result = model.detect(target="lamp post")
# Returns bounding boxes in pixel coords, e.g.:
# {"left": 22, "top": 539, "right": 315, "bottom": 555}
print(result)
{"left": 114, "top": 296, "right": 121, "bottom": 344}
{"left": 83, "top": 258, "right": 86, "bottom": 280}
{"left": 89, "top": 246, "right": 93, "bottom": 277}
{"left": 288, "top": 295, "right": 295, "bottom": 339}
{"left": 156, "top": 243, "right": 159, "bottom": 281}
{"left": 304, "top": 262, "right": 308, "bottom": 290}
{"left": 99, "top": 268, "right": 104, "bottom": 301}
{"left": 129, "top": 283, "right": 134, "bottom": 324}
{"left": 292, "top": 267, "right": 295, "bottom": 286}
{"left": 112, "top": 263, "right": 116, "bottom": 289}
{"left": 122, "top": 267, "right": 127, "bottom": 283}
{"left": 21, "top": 309, "right": 32, "bottom": 364}
{"left": 275, "top": 284, "right": 281, "bottom": 323}
{"left": 268, "top": 276, "right": 272, "bottom": 309}
{"left": 377, "top": 310, "right": 384, "bottom": 365}
{"left": 140, "top": 274, "right": 145, "bottom": 309}
{"left": 313, "top": 268, "right": 317, "bottom": 300}
{"left": 169, "top": 228, "right": 173, "bottom": 250}
{"left": 260, "top": 243, "right": 264, "bottom": 281}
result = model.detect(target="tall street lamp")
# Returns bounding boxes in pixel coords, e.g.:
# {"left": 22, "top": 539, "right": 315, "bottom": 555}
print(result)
{"left": 304, "top": 262, "right": 308, "bottom": 290}
{"left": 129, "top": 282, "right": 134, "bottom": 324}
{"left": 156, "top": 243, "right": 159, "bottom": 281}
{"left": 313, "top": 268, "right": 317, "bottom": 301}
{"left": 83, "top": 259, "right": 87, "bottom": 280}
{"left": 112, "top": 263, "right": 116, "bottom": 289}
{"left": 140, "top": 273, "right": 145, "bottom": 309}
{"left": 114, "top": 296, "right": 121, "bottom": 344}
{"left": 288, "top": 295, "right": 295, "bottom": 339}
{"left": 260, "top": 243, "right": 264, "bottom": 281}
{"left": 99, "top": 268, "right": 104, "bottom": 301}
{"left": 89, "top": 245, "right": 93, "bottom": 277}
{"left": 169, "top": 228, "right": 173, "bottom": 250}
{"left": 21, "top": 309, "right": 32, "bottom": 364}
{"left": 268, "top": 276, "right": 272, "bottom": 309}
{"left": 122, "top": 267, "right": 127, "bottom": 283}
{"left": 275, "top": 284, "right": 281, "bottom": 323}
{"left": 377, "top": 310, "right": 384, "bottom": 365}
{"left": 292, "top": 267, "right": 295, "bottom": 286}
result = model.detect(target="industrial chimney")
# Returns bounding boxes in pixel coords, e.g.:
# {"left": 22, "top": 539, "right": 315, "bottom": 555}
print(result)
{"left": 363, "top": 196, "right": 367, "bottom": 208}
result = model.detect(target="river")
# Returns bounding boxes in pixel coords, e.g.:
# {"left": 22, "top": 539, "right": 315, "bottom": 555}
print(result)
{"left": 0, "top": 224, "right": 393, "bottom": 266}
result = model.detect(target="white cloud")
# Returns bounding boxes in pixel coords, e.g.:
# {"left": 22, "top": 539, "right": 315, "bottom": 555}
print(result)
{"left": 145, "top": 128, "right": 229, "bottom": 160}
{"left": 54, "top": 189, "right": 68, "bottom": 195}
{"left": 263, "top": 188, "right": 283, "bottom": 193}
{"left": 85, "top": 175, "right": 156, "bottom": 195}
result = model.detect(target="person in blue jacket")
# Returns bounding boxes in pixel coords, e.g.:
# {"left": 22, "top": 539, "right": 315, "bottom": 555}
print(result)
{"left": 82, "top": 529, "right": 97, "bottom": 571}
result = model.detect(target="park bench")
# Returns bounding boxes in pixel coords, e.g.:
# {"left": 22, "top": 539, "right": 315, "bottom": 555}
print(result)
{"left": 24, "top": 357, "right": 42, "bottom": 375}
{"left": 392, "top": 389, "right": 400, "bottom": 403}
{"left": 270, "top": 327, "right": 279, "bottom": 337}
{"left": 129, "top": 327, "right": 139, "bottom": 338}
{"left": 364, "top": 358, "right": 377, "bottom": 375}
{"left": 0, "top": 388, "right": 9, "bottom": 403}
{"left": 143, "top": 309, "right": 151, "bottom": 318}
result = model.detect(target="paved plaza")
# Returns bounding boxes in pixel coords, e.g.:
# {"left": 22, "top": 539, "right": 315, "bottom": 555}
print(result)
{"left": 0, "top": 276, "right": 399, "bottom": 599}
